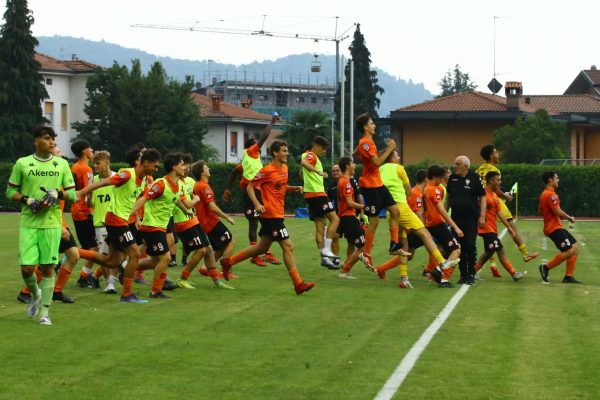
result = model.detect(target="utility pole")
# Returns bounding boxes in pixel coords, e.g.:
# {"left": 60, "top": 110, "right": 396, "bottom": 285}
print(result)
{"left": 340, "top": 55, "right": 345, "bottom": 157}
{"left": 349, "top": 59, "right": 354, "bottom": 154}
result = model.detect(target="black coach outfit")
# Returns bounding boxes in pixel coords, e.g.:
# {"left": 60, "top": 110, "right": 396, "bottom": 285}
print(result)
{"left": 446, "top": 170, "right": 485, "bottom": 283}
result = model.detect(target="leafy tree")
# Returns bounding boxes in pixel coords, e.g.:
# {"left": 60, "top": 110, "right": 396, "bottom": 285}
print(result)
{"left": 280, "top": 110, "right": 333, "bottom": 162}
{"left": 0, "top": 0, "right": 48, "bottom": 161}
{"left": 73, "top": 59, "right": 217, "bottom": 162}
{"left": 493, "top": 109, "right": 568, "bottom": 163}
{"left": 437, "top": 64, "right": 477, "bottom": 97}
{"left": 334, "top": 24, "right": 385, "bottom": 150}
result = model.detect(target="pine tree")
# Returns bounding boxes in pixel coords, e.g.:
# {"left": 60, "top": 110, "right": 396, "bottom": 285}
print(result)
{"left": 437, "top": 64, "right": 477, "bottom": 98}
{"left": 334, "top": 24, "right": 384, "bottom": 150}
{"left": 0, "top": 0, "right": 48, "bottom": 160}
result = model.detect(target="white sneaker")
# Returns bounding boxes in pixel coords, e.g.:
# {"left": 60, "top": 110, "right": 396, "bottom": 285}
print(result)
{"left": 441, "top": 258, "right": 460, "bottom": 269}
{"left": 358, "top": 252, "right": 375, "bottom": 272}
{"left": 39, "top": 315, "right": 52, "bottom": 325}
{"left": 512, "top": 271, "right": 527, "bottom": 281}
{"left": 27, "top": 289, "right": 42, "bottom": 318}
{"left": 338, "top": 271, "right": 357, "bottom": 279}
{"left": 104, "top": 282, "right": 117, "bottom": 294}
{"left": 399, "top": 277, "right": 414, "bottom": 289}
{"left": 320, "top": 248, "right": 340, "bottom": 259}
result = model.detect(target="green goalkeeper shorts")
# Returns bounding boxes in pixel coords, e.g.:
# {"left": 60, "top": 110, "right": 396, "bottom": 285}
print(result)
{"left": 19, "top": 227, "right": 61, "bottom": 266}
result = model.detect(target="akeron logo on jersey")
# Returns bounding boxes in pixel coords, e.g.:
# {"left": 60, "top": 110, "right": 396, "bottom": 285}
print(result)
{"left": 28, "top": 169, "right": 59, "bottom": 177}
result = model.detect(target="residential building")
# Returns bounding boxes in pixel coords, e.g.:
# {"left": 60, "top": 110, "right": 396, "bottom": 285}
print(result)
{"left": 191, "top": 93, "right": 282, "bottom": 163}
{"left": 37, "top": 53, "right": 99, "bottom": 157}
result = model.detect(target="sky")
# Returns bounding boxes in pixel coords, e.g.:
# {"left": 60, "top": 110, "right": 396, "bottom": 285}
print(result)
{"left": 4, "top": 0, "right": 599, "bottom": 97}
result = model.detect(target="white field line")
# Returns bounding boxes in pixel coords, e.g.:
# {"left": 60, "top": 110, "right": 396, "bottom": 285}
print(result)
{"left": 374, "top": 227, "right": 508, "bottom": 400}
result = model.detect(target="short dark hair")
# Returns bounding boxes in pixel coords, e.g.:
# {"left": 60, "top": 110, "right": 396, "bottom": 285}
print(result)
{"left": 415, "top": 169, "right": 427, "bottom": 184}
{"left": 480, "top": 144, "right": 495, "bottom": 161}
{"left": 71, "top": 139, "right": 91, "bottom": 158}
{"left": 338, "top": 156, "right": 352, "bottom": 173}
{"left": 141, "top": 148, "right": 161, "bottom": 163}
{"left": 384, "top": 150, "right": 399, "bottom": 164}
{"left": 163, "top": 152, "right": 183, "bottom": 173}
{"left": 542, "top": 171, "right": 557, "bottom": 184}
{"left": 427, "top": 165, "right": 444, "bottom": 180}
{"left": 33, "top": 125, "right": 56, "bottom": 139}
{"left": 313, "top": 136, "right": 330, "bottom": 149}
{"left": 181, "top": 153, "right": 193, "bottom": 165}
{"left": 355, "top": 112, "right": 371, "bottom": 133}
{"left": 244, "top": 137, "right": 258, "bottom": 149}
{"left": 270, "top": 140, "right": 287, "bottom": 157}
{"left": 190, "top": 160, "right": 206, "bottom": 180}
{"left": 485, "top": 171, "right": 500, "bottom": 183}
{"left": 125, "top": 148, "right": 142, "bottom": 167}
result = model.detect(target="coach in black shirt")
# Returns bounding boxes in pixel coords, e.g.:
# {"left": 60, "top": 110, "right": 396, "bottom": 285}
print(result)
{"left": 446, "top": 155, "right": 486, "bottom": 284}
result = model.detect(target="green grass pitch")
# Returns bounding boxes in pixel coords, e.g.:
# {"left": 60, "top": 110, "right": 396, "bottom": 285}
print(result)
{"left": 0, "top": 213, "right": 599, "bottom": 399}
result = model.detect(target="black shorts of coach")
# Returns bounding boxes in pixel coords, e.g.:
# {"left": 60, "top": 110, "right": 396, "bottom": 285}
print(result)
{"left": 336, "top": 216, "right": 365, "bottom": 248}
{"left": 427, "top": 223, "right": 460, "bottom": 254}
{"left": 73, "top": 214, "right": 96, "bottom": 249}
{"left": 259, "top": 218, "right": 289, "bottom": 242}
{"left": 480, "top": 232, "right": 503, "bottom": 253}
{"left": 306, "top": 195, "right": 336, "bottom": 221}
{"left": 178, "top": 225, "right": 209, "bottom": 254}
{"left": 548, "top": 228, "right": 577, "bottom": 252}
{"left": 360, "top": 186, "right": 396, "bottom": 217}
{"left": 243, "top": 190, "right": 262, "bottom": 220}
{"left": 207, "top": 221, "right": 233, "bottom": 252}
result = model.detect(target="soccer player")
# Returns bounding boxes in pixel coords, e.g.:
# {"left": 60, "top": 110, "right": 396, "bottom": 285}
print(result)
{"left": 423, "top": 165, "right": 463, "bottom": 288}
{"left": 191, "top": 160, "right": 236, "bottom": 263}
{"left": 376, "top": 153, "right": 458, "bottom": 288}
{"left": 474, "top": 171, "right": 525, "bottom": 281}
{"left": 538, "top": 171, "right": 581, "bottom": 284}
{"left": 223, "top": 113, "right": 281, "bottom": 266}
{"left": 76, "top": 148, "right": 162, "bottom": 303}
{"left": 70, "top": 139, "right": 99, "bottom": 288}
{"left": 352, "top": 113, "right": 402, "bottom": 268}
{"left": 7, "top": 125, "right": 76, "bottom": 325}
{"left": 88, "top": 150, "right": 118, "bottom": 293}
{"left": 220, "top": 141, "right": 316, "bottom": 295}
{"left": 335, "top": 157, "right": 372, "bottom": 279}
{"left": 476, "top": 144, "right": 539, "bottom": 275}
{"left": 301, "top": 136, "right": 339, "bottom": 264}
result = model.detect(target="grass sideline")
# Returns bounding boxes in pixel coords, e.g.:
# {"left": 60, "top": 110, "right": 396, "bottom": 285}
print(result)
{"left": 0, "top": 214, "right": 599, "bottom": 399}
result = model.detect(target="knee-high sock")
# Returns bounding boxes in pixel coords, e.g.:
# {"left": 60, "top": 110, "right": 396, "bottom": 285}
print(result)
{"left": 54, "top": 266, "right": 72, "bottom": 293}
{"left": 399, "top": 263, "right": 408, "bottom": 278}
{"left": 390, "top": 227, "right": 399, "bottom": 243}
{"left": 518, "top": 243, "right": 529, "bottom": 257}
{"left": 231, "top": 249, "right": 250, "bottom": 265}
{"left": 152, "top": 272, "right": 167, "bottom": 293}
{"left": 378, "top": 256, "right": 400, "bottom": 272}
{"left": 565, "top": 255, "right": 577, "bottom": 276}
{"left": 431, "top": 249, "right": 445, "bottom": 265}
{"left": 547, "top": 252, "right": 568, "bottom": 269}
{"left": 24, "top": 274, "right": 39, "bottom": 297}
{"left": 122, "top": 277, "right": 134, "bottom": 297}
{"left": 501, "top": 260, "right": 516, "bottom": 275}
{"left": 40, "top": 276, "right": 54, "bottom": 317}
{"left": 364, "top": 231, "right": 375, "bottom": 254}
{"left": 288, "top": 267, "right": 302, "bottom": 285}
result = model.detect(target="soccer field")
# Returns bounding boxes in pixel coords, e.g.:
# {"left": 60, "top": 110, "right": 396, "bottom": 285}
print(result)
{"left": 0, "top": 213, "right": 599, "bottom": 400}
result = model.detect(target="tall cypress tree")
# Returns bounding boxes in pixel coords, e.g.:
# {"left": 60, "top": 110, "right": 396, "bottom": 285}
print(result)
{"left": 0, "top": 0, "right": 47, "bottom": 160}
{"left": 334, "top": 24, "right": 384, "bottom": 149}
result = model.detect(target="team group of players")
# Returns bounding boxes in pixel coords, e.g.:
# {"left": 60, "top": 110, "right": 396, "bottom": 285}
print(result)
{"left": 8, "top": 113, "right": 581, "bottom": 325}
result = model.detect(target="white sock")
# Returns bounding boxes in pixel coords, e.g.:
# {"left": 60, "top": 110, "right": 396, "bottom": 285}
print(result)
{"left": 324, "top": 238, "right": 332, "bottom": 251}
{"left": 82, "top": 267, "right": 92, "bottom": 275}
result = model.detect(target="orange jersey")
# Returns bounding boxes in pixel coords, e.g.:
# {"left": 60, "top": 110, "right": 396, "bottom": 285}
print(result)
{"left": 337, "top": 176, "right": 356, "bottom": 217}
{"left": 408, "top": 186, "right": 423, "bottom": 213}
{"left": 424, "top": 183, "right": 445, "bottom": 228}
{"left": 479, "top": 189, "right": 499, "bottom": 234}
{"left": 357, "top": 136, "right": 383, "bottom": 188}
{"left": 539, "top": 187, "right": 563, "bottom": 235}
{"left": 252, "top": 162, "right": 288, "bottom": 219}
{"left": 193, "top": 179, "right": 221, "bottom": 233}
{"left": 71, "top": 160, "right": 93, "bottom": 220}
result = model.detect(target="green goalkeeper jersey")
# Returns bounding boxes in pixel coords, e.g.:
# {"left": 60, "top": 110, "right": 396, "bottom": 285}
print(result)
{"left": 7, "top": 154, "right": 75, "bottom": 228}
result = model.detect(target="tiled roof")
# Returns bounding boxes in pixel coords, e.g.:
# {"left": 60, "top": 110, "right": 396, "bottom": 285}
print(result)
{"left": 583, "top": 69, "right": 600, "bottom": 85}
{"left": 525, "top": 95, "right": 600, "bottom": 114}
{"left": 35, "top": 52, "right": 99, "bottom": 73}
{"left": 396, "top": 91, "right": 538, "bottom": 113}
{"left": 191, "top": 93, "right": 272, "bottom": 121}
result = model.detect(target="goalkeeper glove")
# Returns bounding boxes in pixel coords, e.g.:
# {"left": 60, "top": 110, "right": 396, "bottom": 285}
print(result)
{"left": 20, "top": 196, "right": 42, "bottom": 214}
{"left": 40, "top": 187, "right": 63, "bottom": 208}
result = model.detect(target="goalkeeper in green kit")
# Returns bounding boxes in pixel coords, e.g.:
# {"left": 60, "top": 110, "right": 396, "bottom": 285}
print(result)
{"left": 6, "top": 126, "right": 76, "bottom": 325}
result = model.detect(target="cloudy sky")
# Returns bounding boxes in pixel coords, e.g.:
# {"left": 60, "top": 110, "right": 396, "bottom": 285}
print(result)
{"left": 5, "top": 0, "right": 598, "bottom": 96}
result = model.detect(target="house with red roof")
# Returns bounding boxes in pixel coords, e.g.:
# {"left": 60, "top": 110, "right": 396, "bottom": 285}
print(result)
{"left": 388, "top": 70, "right": 600, "bottom": 165}
{"left": 191, "top": 93, "right": 282, "bottom": 163}
{"left": 36, "top": 52, "right": 100, "bottom": 157}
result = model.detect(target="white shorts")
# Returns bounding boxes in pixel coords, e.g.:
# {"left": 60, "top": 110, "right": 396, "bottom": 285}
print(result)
{"left": 95, "top": 226, "right": 109, "bottom": 255}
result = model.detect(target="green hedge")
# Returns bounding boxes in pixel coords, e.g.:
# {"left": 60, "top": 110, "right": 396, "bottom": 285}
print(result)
{"left": 2, "top": 162, "right": 599, "bottom": 217}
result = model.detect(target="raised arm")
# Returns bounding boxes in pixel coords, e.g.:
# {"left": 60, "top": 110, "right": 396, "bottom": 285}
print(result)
{"left": 256, "top": 114, "right": 281, "bottom": 148}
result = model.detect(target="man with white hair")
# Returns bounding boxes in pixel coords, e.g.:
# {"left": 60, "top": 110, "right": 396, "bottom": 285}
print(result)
{"left": 446, "top": 155, "right": 486, "bottom": 285}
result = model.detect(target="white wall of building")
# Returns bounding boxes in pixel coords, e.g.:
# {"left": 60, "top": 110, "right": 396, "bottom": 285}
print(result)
{"left": 204, "top": 121, "right": 267, "bottom": 163}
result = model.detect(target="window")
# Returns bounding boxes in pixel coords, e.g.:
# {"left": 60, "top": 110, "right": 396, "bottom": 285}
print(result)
{"left": 310, "top": 97, "right": 317, "bottom": 104}
{"left": 230, "top": 131, "right": 238, "bottom": 156}
{"left": 297, "top": 96, "right": 305, "bottom": 103}
{"left": 259, "top": 94, "right": 269, "bottom": 101}
{"left": 60, "top": 104, "right": 68, "bottom": 131}
{"left": 44, "top": 102, "right": 54, "bottom": 125}
{"left": 45, "top": 78, "right": 53, "bottom": 85}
